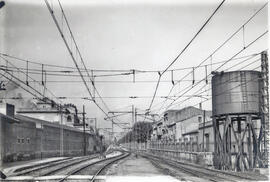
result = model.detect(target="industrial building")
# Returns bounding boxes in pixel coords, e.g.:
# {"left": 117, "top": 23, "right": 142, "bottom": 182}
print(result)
{"left": 16, "top": 98, "right": 80, "bottom": 127}
{"left": 0, "top": 103, "right": 101, "bottom": 165}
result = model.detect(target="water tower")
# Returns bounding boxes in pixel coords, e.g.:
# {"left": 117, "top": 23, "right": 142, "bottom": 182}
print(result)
{"left": 211, "top": 52, "right": 268, "bottom": 171}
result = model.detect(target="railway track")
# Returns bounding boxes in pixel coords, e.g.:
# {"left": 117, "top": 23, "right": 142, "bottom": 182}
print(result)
{"left": 141, "top": 153, "right": 268, "bottom": 182}
{"left": 57, "top": 151, "right": 130, "bottom": 182}
{"left": 14, "top": 154, "right": 99, "bottom": 177}
{"left": 4, "top": 151, "right": 129, "bottom": 181}
{"left": 83, "top": 152, "right": 130, "bottom": 182}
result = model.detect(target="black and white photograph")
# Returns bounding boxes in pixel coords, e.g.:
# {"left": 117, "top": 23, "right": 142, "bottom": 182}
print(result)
{"left": 0, "top": 0, "right": 269, "bottom": 181}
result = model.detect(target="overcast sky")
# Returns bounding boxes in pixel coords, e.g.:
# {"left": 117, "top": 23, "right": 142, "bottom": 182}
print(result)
{"left": 0, "top": 0, "right": 268, "bottom": 135}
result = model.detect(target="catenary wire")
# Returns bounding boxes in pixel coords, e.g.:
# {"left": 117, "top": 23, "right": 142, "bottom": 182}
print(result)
{"left": 154, "top": 2, "right": 267, "bottom": 114}
{"left": 147, "top": 0, "right": 226, "bottom": 111}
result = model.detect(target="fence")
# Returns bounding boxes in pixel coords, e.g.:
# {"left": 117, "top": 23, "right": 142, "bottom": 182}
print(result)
{"left": 122, "top": 141, "right": 214, "bottom": 166}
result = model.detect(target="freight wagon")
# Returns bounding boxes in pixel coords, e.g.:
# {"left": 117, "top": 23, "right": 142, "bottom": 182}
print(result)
{"left": 0, "top": 113, "right": 101, "bottom": 163}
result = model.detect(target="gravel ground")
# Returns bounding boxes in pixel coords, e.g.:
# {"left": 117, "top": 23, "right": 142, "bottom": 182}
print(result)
{"left": 106, "top": 153, "right": 164, "bottom": 176}
{"left": 105, "top": 153, "right": 180, "bottom": 181}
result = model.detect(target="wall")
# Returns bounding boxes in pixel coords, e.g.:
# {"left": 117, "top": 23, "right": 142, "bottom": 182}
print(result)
{"left": 0, "top": 114, "right": 100, "bottom": 163}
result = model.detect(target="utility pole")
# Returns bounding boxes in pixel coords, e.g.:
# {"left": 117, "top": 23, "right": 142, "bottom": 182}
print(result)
{"left": 83, "top": 105, "right": 86, "bottom": 155}
{"left": 202, "top": 109, "right": 206, "bottom": 152}
{"left": 60, "top": 105, "right": 64, "bottom": 157}
{"left": 132, "top": 105, "right": 135, "bottom": 149}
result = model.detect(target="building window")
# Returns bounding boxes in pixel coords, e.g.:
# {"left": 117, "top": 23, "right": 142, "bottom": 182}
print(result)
{"left": 67, "top": 115, "right": 72, "bottom": 122}
{"left": 17, "top": 138, "right": 20, "bottom": 144}
{"left": 205, "top": 134, "right": 209, "bottom": 152}
{"left": 198, "top": 116, "right": 202, "bottom": 123}
{"left": 21, "top": 138, "right": 24, "bottom": 144}
{"left": 27, "top": 138, "right": 30, "bottom": 144}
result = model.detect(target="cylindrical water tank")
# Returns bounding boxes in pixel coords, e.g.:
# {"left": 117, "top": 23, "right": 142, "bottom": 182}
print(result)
{"left": 212, "top": 70, "right": 261, "bottom": 116}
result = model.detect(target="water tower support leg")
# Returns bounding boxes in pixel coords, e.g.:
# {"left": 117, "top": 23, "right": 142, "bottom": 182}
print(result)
{"left": 228, "top": 121, "right": 232, "bottom": 170}
{"left": 250, "top": 121, "right": 259, "bottom": 167}
{"left": 247, "top": 115, "right": 253, "bottom": 169}
{"left": 238, "top": 118, "right": 244, "bottom": 171}
{"left": 223, "top": 116, "right": 230, "bottom": 169}
{"left": 213, "top": 117, "right": 218, "bottom": 168}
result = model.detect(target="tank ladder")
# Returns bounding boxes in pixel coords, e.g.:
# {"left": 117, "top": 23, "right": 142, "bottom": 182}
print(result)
{"left": 261, "top": 51, "right": 269, "bottom": 167}
{"left": 240, "top": 71, "right": 248, "bottom": 111}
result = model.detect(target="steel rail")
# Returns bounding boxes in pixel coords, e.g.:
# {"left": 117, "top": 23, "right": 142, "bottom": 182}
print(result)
{"left": 42, "top": 154, "right": 107, "bottom": 177}
{"left": 16, "top": 155, "right": 99, "bottom": 177}
{"left": 141, "top": 153, "right": 267, "bottom": 181}
{"left": 56, "top": 151, "right": 129, "bottom": 182}
{"left": 89, "top": 152, "right": 130, "bottom": 182}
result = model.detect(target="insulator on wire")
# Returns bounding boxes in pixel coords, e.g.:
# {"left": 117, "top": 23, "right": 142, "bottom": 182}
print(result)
{"left": 44, "top": 70, "right": 47, "bottom": 86}
{"left": 205, "top": 65, "right": 208, "bottom": 84}
{"left": 41, "top": 64, "right": 44, "bottom": 85}
{"left": 171, "top": 70, "right": 174, "bottom": 85}
{"left": 91, "top": 70, "right": 95, "bottom": 100}
{"left": 192, "top": 67, "right": 195, "bottom": 85}
{"left": 242, "top": 25, "right": 246, "bottom": 49}
{"left": 133, "top": 69, "right": 135, "bottom": 83}
{"left": 43, "top": 70, "right": 47, "bottom": 97}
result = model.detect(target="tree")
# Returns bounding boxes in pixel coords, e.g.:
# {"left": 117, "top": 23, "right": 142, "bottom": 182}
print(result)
{"left": 118, "top": 122, "right": 153, "bottom": 143}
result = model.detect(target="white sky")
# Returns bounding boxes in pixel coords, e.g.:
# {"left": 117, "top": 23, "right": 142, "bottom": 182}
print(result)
{"left": 0, "top": 0, "right": 268, "bottom": 134}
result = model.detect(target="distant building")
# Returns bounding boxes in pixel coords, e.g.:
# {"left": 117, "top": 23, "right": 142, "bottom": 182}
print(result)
{"left": 74, "top": 117, "right": 96, "bottom": 134}
{"left": 151, "top": 120, "right": 165, "bottom": 141}
{"left": 16, "top": 98, "right": 80, "bottom": 127}
{"left": 175, "top": 107, "right": 211, "bottom": 146}
{"left": 153, "top": 106, "right": 211, "bottom": 142}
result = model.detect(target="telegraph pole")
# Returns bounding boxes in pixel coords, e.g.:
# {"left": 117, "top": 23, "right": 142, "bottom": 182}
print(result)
{"left": 132, "top": 105, "right": 135, "bottom": 149}
{"left": 83, "top": 105, "right": 86, "bottom": 155}
{"left": 60, "top": 105, "right": 64, "bottom": 157}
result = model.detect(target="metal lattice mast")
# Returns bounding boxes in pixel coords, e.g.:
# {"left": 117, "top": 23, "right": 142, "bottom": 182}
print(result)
{"left": 261, "top": 51, "right": 269, "bottom": 167}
